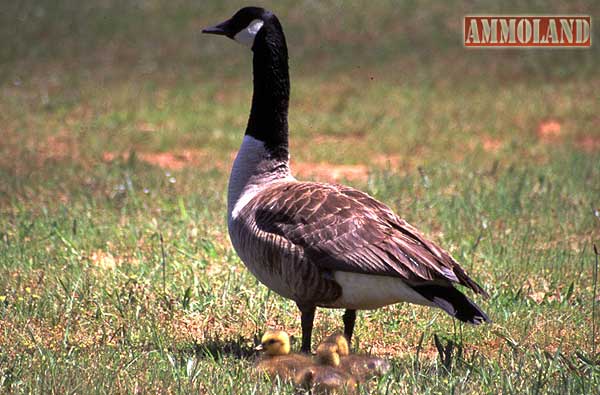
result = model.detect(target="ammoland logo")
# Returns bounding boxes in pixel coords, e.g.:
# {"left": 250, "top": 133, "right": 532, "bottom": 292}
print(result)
{"left": 464, "top": 16, "right": 591, "bottom": 47}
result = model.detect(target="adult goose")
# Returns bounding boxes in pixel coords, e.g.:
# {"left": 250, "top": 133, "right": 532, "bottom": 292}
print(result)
{"left": 202, "top": 7, "right": 489, "bottom": 353}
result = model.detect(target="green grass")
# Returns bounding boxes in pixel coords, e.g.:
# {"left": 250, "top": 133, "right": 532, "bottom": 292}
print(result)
{"left": 1, "top": 0, "right": 600, "bottom": 393}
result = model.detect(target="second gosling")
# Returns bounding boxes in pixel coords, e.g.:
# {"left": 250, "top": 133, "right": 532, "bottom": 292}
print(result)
{"left": 324, "top": 333, "right": 391, "bottom": 382}
{"left": 294, "top": 342, "right": 357, "bottom": 394}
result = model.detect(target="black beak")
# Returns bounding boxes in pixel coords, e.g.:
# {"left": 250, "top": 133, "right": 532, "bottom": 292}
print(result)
{"left": 202, "top": 19, "right": 231, "bottom": 36}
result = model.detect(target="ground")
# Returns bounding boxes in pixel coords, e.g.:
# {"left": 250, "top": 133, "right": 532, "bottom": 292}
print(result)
{"left": 0, "top": 1, "right": 599, "bottom": 393}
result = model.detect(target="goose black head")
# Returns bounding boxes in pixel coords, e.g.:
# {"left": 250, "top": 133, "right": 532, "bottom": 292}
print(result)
{"left": 202, "top": 6, "right": 272, "bottom": 49}
{"left": 203, "top": 7, "right": 290, "bottom": 159}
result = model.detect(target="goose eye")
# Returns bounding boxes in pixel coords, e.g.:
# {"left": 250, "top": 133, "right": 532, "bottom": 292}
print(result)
{"left": 268, "top": 339, "right": 276, "bottom": 344}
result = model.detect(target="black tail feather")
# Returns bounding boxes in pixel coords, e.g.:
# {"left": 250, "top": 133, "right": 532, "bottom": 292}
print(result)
{"left": 414, "top": 284, "right": 490, "bottom": 324}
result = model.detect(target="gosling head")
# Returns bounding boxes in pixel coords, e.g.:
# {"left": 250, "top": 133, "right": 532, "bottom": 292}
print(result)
{"left": 202, "top": 7, "right": 277, "bottom": 49}
{"left": 323, "top": 333, "right": 350, "bottom": 357}
{"left": 255, "top": 330, "right": 291, "bottom": 356}
{"left": 316, "top": 342, "right": 341, "bottom": 367}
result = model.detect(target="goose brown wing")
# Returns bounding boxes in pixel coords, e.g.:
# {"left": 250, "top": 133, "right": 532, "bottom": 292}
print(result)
{"left": 248, "top": 181, "right": 487, "bottom": 296}
{"left": 336, "top": 185, "right": 488, "bottom": 296}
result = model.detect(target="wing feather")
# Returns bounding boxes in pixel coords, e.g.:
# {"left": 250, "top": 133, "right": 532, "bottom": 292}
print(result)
{"left": 246, "top": 181, "right": 487, "bottom": 297}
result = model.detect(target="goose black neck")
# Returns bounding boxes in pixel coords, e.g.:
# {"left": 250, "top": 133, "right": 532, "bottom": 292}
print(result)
{"left": 246, "top": 16, "right": 289, "bottom": 161}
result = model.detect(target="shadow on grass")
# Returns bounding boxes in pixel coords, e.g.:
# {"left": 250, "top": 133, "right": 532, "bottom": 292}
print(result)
{"left": 193, "top": 337, "right": 258, "bottom": 361}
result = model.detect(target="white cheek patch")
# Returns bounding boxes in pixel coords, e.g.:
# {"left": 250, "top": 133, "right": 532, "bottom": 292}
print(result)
{"left": 234, "top": 19, "right": 264, "bottom": 48}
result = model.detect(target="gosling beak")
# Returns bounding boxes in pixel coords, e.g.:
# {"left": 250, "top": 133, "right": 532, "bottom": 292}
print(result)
{"left": 202, "top": 19, "right": 231, "bottom": 36}
{"left": 254, "top": 344, "right": 264, "bottom": 351}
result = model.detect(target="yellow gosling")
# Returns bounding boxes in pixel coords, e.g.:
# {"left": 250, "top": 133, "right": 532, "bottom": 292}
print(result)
{"left": 324, "top": 333, "right": 391, "bottom": 382}
{"left": 254, "top": 330, "right": 312, "bottom": 381}
{"left": 294, "top": 342, "right": 357, "bottom": 394}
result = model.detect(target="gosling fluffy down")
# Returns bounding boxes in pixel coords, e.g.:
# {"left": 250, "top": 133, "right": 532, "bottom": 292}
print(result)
{"left": 323, "top": 333, "right": 390, "bottom": 381}
{"left": 294, "top": 342, "right": 357, "bottom": 394}
{"left": 254, "top": 330, "right": 312, "bottom": 381}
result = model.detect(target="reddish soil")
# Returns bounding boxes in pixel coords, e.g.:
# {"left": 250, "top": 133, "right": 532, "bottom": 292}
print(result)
{"left": 576, "top": 135, "right": 600, "bottom": 152}
{"left": 293, "top": 161, "right": 369, "bottom": 183}
{"left": 102, "top": 149, "right": 224, "bottom": 171}
{"left": 482, "top": 136, "right": 503, "bottom": 153}
{"left": 536, "top": 120, "right": 562, "bottom": 142}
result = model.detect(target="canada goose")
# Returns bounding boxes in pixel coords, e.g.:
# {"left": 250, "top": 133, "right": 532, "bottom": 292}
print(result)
{"left": 294, "top": 342, "right": 357, "bottom": 394}
{"left": 203, "top": 7, "right": 490, "bottom": 353}
{"left": 254, "top": 330, "right": 313, "bottom": 380}
{"left": 323, "top": 333, "right": 390, "bottom": 381}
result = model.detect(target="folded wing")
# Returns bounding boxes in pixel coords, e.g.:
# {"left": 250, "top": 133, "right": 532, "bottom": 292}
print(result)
{"left": 248, "top": 181, "right": 488, "bottom": 297}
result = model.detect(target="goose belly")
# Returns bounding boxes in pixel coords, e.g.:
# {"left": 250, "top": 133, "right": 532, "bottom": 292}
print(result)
{"left": 329, "top": 272, "right": 434, "bottom": 310}
{"left": 228, "top": 220, "right": 297, "bottom": 301}
{"left": 239, "top": 253, "right": 297, "bottom": 301}
{"left": 233, "top": 244, "right": 296, "bottom": 300}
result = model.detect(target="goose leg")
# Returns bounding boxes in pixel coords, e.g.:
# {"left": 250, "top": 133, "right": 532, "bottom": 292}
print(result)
{"left": 298, "top": 303, "right": 316, "bottom": 353}
{"left": 343, "top": 309, "right": 357, "bottom": 344}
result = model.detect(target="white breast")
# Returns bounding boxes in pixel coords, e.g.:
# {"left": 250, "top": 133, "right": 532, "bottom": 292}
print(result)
{"left": 331, "top": 272, "right": 434, "bottom": 310}
{"left": 227, "top": 135, "right": 293, "bottom": 222}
